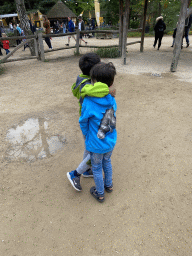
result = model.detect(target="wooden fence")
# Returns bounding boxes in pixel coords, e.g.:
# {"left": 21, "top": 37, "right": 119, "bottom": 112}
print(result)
{"left": 0, "top": 28, "right": 143, "bottom": 64}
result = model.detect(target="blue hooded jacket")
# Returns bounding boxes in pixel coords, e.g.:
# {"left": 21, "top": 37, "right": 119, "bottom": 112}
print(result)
{"left": 79, "top": 83, "right": 117, "bottom": 154}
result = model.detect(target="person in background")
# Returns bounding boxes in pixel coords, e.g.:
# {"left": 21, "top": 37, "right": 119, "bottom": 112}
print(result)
{"left": 78, "top": 16, "right": 87, "bottom": 45}
{"left": 43, "top": 15, "right": 53, "bottom": 50}
{"left": 153, "top": 16, "right": 166, "bottom": 50}
{"left": 184, "top": 14, "right": 192, "bottom": 48}
{"left": 15, "top": 24, "right": 21, "bottom": 45}
{"left": 1, "top": 33, "right": 10, "bottom": 55}
{"left": 9, "top": 23, "right": 13, "bottom": 32}
{"left": 29, "top": 20, "right": 36, "bottom": 34}
{"left": 65, "top": 17, "right": 76, "bottom": 46}
{"left": 62, "top": 22, "right": 66, "bottom": 34}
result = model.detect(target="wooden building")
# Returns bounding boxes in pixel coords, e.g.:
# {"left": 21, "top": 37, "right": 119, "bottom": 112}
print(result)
{"left": 47, "top": 0, "right": 77, "bottom": 26}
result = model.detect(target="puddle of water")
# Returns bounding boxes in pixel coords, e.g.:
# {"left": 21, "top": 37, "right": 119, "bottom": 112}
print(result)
{"left": 151, "top": 73, "right": 162, "bottom": 78}
{"left": 5, "top": 118, "right": 65, "bottom": 162}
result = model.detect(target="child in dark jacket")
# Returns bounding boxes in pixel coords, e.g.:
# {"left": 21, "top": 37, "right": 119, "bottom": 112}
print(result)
{"left": 2, "top": 33, "right": 10, "bottom": 55}
{"left": 79, "top": 62, "right": 117, "bottom": 202}
{"left": 67, "top": 53, "right": 116, "bottom": 192}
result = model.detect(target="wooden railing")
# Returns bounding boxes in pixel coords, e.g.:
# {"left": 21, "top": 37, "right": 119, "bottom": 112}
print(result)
{"left": 0, "top": 28, "right": 143, "bottom": 63}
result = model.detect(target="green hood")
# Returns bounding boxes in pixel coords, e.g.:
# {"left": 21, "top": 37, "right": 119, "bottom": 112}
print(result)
{"left": 81, "top": 82, "right": 109, "bottom": 99}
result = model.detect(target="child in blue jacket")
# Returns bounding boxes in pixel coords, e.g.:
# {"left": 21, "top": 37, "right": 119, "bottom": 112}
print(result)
{"left": 67, "top": 53, "right": 115, "bottom": 192}
{"left": 79, "top": 62, "right": 117, "bottom": 202}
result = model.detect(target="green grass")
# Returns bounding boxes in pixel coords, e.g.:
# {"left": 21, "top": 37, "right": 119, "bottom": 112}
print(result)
{"left": 94, "top": 47, "right": 120, "bottom": 58}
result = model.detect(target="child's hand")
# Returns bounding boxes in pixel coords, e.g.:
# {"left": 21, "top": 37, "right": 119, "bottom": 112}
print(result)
{"left": 109, "top": 87, "right": 116, "bottom": 97}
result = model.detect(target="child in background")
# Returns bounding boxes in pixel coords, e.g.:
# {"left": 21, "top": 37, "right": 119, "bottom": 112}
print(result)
{"left": 2, "top": 33, "right": 10, "bottom": 55}
{"left": 79, "top": 62, "right": 117, "bottom": 202}
{"left": 67, "top": 53, "right": 116, "bottom": 192}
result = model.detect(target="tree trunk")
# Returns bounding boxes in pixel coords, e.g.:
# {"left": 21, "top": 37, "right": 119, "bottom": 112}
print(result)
{"left": 170, "top": 0, "right": 188, "bottom": 72}
{"left": 140, "top": 0, "right": 148, "bottom": 52}
{"left": 122, "top": 0, "right": 130, "bottom": 64}
{"left": 15, "top": 0, "right": 36, "bottom": 56}
{"left": 119, "top": 0, "right": 124, "bottom": 56}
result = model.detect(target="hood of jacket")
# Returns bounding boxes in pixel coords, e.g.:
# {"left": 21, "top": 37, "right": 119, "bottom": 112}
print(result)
{"left": 81, "top": 82, "right": 109, "bottom": 99}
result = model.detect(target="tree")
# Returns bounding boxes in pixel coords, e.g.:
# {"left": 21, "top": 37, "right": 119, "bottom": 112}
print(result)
{"left": 171, "top": 0, "right": 192, "bottom": 71}
{"left": 15, "top": 0, "right": 36, "bottom": 56}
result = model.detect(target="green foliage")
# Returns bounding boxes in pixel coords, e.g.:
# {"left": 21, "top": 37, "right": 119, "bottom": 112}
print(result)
{"left": 127, "top": 31, "right": 153, "bottom": 37}
{"left": 63, "top": 0, "right": 94, "bottom": 16}
{"left": 38, "top": 0, "right": 57, "bottom": 15}
{"left": 100, "top": 0, "right": 119, "bottom": 25}
{"left": 94, "top": 47, "right": 120, "bottom": 58}
{"left": 0, "top": 0, "right": 16, "bottom": 14}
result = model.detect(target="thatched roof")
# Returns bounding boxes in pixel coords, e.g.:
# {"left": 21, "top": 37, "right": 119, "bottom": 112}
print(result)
{"left": 47, "top": 0, "right": 76, "bottom": 19}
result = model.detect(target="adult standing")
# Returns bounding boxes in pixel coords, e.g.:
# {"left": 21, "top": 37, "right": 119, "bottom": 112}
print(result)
{"left": 184, "top": 14, "right": 192, "bottom": 48}
{"left": 43, "top": 15, "right": 53, "bottom": 50}
{"left": 65, "top": 17, "right": 76, "bottom": 46}
{"left": 153, "top": 16, "right": 166, "bottom": 50}
{"left": 78, "top": 16, "right": 87, "bottom": 45}
{"left": 9, "top": 23, "right": 14, "bottom": 32}
{"left": 29, "top": 20, "right": 36, "bottom": 34}
{"left": 62, "top": 22, "right": 66, "bottom": 34}
{"left": 14, "top": 24, "right": 21, "bottom": 45}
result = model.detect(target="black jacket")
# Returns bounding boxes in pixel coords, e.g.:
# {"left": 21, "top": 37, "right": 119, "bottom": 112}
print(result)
{"left": 154, "top": 20, "right": 166, "bottom": 33}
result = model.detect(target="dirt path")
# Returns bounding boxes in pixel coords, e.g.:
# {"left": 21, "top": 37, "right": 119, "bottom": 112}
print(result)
{"left": 0, "top": 36, "right": 192, "bottom": 256}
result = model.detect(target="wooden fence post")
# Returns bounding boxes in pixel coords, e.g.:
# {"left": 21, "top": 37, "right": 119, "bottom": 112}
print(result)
{"left": 38, "top": 32, "right": 45, "bottom": 61}
{"left": 76, "top": 29, "right": 80, "bottom": 55}
{"left": 119, "top": 0, "right": 124, "bottom": 57}
{"left": 122, "top": 0, "right": 130, "bottom": 65}
{"left": 34, "top": 32, "right": 39, "bottom": 59}
{"left": 140, "top": 0, "right": 148, "bottom": 52}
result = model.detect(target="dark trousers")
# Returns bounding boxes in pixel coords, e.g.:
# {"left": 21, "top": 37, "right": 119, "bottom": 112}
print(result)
{"left": 154, "top": 32, "right": 164, "bottom": 49}
{"left": 45, "top": 37, "right": 52, "bottom": 49}
{"left": 16, "top": 39, "right": 21, "bottom": 45}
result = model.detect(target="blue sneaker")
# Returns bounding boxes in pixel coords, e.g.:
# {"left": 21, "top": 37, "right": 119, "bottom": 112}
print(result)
{"left": 67, "top": 170, "right": 82, "bottom": 191}
{"left": 82, "top": 168, "right": 93, "bottom": 178}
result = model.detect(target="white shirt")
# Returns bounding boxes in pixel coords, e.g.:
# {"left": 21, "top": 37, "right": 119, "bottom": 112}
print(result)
{"left": 78, "top": 21, "right": 81, "bottom": 31}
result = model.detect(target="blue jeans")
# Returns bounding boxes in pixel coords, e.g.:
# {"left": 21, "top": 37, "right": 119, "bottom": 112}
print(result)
{"left": 5, "top": 49, "right": 10, "bottom": 55}
{"left": 90, "top": 151, "right": 113, "bottom": 197}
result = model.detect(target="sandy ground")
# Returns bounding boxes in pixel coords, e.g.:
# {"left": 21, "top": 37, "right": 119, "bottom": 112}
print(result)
{"left": 1, "top": 35, "right": 192, "bottom": 256}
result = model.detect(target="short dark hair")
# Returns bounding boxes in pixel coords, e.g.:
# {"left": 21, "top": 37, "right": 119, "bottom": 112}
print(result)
{"left": 79, "top": 53, "right": 101, "bottom": 76}
{"left": 90, "top": 62, "right": 116, "bottom": 87}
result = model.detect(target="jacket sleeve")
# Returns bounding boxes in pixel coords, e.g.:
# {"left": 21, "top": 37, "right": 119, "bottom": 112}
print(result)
{"left": 163, "top": 22, "right": 166, "bottom": 30}
{"left": 79, "top": 98, "right": 91, "bottom": 137}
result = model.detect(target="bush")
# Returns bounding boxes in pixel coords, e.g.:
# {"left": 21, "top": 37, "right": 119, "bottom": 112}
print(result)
{"left": 94, "top": 47, "right": 120, "bottom": 58}
{"left": 127, "top": 31, "right": 153, "bottom": 37}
